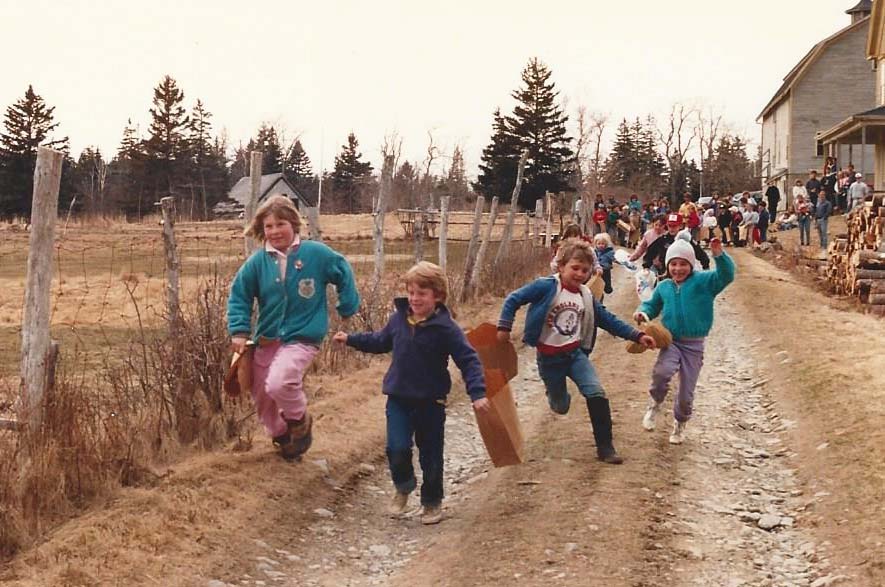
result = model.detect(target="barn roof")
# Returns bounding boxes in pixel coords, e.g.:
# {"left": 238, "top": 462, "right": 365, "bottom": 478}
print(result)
{"left": 757, "top": 16, "right": 870, "bottom": 121}
{"left": 227, "top": 173, "right": 316, "bottom": 207}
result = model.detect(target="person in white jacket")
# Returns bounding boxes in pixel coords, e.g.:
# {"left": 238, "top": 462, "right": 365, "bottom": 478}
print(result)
{"left": 792, "top": 179, "right": 807, "bottom": 206}
{"left": 848, "top": 173, "right": 869, "bottom": 213}
{"left": 741, "top": 204, "right": 760, "bottom": 246}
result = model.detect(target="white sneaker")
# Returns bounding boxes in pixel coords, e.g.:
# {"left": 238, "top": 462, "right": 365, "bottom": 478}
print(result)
{"left": 642, "top": 399, "right": 663, "bottom": 431}
{"left": 669, "top": 420, "right": 686, "bottom": 445}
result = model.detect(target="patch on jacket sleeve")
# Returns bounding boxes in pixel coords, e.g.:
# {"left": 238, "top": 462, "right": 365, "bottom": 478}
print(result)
{"left": 298, "top": 278, "right": 316, "bottom": 299}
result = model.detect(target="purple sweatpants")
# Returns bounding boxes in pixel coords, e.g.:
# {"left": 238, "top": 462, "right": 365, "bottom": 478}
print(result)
{"left": 648, "top": 339, "right": 705, "bottom": 423}
{"left": 251, "top": 341, "right": 319, "bottom": 438}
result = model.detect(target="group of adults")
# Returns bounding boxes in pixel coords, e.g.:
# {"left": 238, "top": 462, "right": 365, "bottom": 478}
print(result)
{"left": 771, "top": 163, "right": 871, "bottom": 248}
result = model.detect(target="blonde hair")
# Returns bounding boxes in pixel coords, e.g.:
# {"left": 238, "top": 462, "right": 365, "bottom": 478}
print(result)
{"left": 245, "top": 194, "right": 302, "bottom": 241}
{"left": 593, "top": 232, "right": 612, "bottom": 247}
{"left": 404, "top": 261, "right": 448, "bottom": 303}
{"left": 554, "top": 238, "right": 597, "bottom": 268}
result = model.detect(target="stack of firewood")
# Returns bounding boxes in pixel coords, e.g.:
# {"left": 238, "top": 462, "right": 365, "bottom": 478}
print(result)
{"left": 827, "top": 194, "right": 885, "bottom": 309}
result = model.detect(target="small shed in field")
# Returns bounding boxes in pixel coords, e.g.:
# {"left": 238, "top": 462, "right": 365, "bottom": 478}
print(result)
{"left": 227, "top": 173, "right": 315, "bottom": 210}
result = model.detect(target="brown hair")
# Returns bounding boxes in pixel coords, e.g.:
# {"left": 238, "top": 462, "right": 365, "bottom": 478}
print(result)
{"left": 562, "top": 223, "right": 582, "bottom": 239}
{"left": 554, "top": 238, "right": 597, "bottom": 268}
{"left": 404, "top": 261, "right": 448, "bottom": 303}
{"left": 245, "top": 194, "right": 302, "bottom": 241}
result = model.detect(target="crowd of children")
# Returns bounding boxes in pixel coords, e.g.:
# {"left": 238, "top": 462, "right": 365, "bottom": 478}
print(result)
{"left": 227, "top": 193, "right": 735, "bottom": 526}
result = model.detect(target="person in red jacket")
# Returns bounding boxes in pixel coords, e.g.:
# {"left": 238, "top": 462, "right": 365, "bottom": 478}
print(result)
{"left": 686, "top": 203, "right": 701, "bottom": 241}
{"left": 592, "top": 204, "right": 607, "bottom": 236}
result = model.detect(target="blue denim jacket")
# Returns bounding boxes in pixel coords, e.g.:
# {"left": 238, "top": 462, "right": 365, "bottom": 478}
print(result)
{"left": 498, "top": 274, "right": 642, "bottom": 353}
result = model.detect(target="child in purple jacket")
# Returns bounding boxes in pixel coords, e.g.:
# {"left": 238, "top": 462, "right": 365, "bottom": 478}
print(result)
{"left": 333, "top": 262, "right": 488, "bottom": 525}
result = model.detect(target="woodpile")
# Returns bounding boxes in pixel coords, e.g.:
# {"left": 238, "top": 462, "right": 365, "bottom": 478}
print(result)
{"left": 826, "top": 194, "right": 885, "bottom": 310}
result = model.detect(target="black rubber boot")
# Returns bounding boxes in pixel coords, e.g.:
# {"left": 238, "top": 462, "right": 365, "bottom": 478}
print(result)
{"left": 586, "top": 397, "right": 624, "bottom": 464}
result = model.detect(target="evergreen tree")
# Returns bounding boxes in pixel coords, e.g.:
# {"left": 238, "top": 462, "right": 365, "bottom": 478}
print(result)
{"left": 603, "top": 119, "right": 637, "bottom": 186}
{"left": 285, "top": 139, "right": 312, "bottom": 179}
{"left": 284, "top": 139, "right": 317, "bottom": 206}
{"left": 706, "top": 135, "right": 755, "bottom": 195}
{"left": 144, "top": 75, "right": 189, "bottom": 195}
{"left": 118, "top": 118, "right": 143, "bottom": 159}
{"left": 474, "top": 108, "right": 520, "bottom": 201}
{"left": 393, "top": 160, "right": 420, "bottom": 209}
{"left": 110, "top": 118, "right": 148, "bottom": 217}
{"left": 250, "top": 124, "right": 284, "bottom": 174}
{"left": 441, "top": 145, "right": 470, "bottom": 207}
{"left": 331, "top": 132, "right": 373, "bottom": 213}
{"left": 0, "top": 85, "right": 70, "bottom": 217}
{"left": 188, "top": 99, "right": 213, "bottom": 167}
{"left": 507, "top": 58, "right": 574, "bottom": 209}
{"left": 185, "top": 100, "right": 228, "bottom": 219}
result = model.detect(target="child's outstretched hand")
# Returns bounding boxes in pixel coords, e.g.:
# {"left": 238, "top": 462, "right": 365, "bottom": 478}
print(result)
{"left": 638, "top": 334, "right": 656, "bottom": 349}
{"left": 472, "top": 397, "right": 491, "bottom": 413}
{"left": 496, "top": 330, "right": 510, "bottom": 344}
{"left": 332, "top": 331, "right": 348, "bottom": 346}
{"left": 710, "top": 238, "right": 723, "bottom": 257}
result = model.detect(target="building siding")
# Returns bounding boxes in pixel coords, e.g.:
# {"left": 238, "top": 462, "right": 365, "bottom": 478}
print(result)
{"left": 790, "top": 22, "right": 876, "bottom": 175}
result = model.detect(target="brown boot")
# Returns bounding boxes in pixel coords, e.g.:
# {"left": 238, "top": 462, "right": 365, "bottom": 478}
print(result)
{"left": 286, "top": 412, "right": 313, "bottom": 459}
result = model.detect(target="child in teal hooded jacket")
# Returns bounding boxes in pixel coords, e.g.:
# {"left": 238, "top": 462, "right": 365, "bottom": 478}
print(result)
{"left": 633, "top": 237, "right": 734, "bottom": 445}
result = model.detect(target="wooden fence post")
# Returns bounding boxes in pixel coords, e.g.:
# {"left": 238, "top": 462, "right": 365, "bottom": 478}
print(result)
{"left": 460, "top": 196, "right": 485, "bottom": 302}
{"left": 413, "top": 210, "right": 425, "bottom": 263}
{"left": 581, "top": 193, "right": 591, "bottom": 235}
{"left": 544, "top": 192, "right": 554, "bottom": 248}
{"left": 439, "top": 196, "right": 450, "bottom": 272}
{"left": 533, "top": 199, "right": 544, "bottom": 248}
{"left": 466, "top": 196, "right": 499, "bottom": 300}
{"left": 19, "top": 147, "right": 64, "bottom": 433}
{"left": 244, "top": 151, "right": 263, "bottom": 255}
{"left": 160, "top": 197, "right": 181, "bottom": 331}
{"left": 494, "top": 149, "right": 529, "bottom": 265}
{"left": 373, "top": 155, "right": 394, "bottom": 293}
{"left": 305, "top": 206, "right": 323, "bottom": 241}
{"left": 523, "top": 212, "right": 531, "bottom": 250}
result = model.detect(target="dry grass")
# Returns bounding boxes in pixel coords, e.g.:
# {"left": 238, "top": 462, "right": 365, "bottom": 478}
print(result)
{"left": 0, "top": 215, "right": 550, "bottom": 561}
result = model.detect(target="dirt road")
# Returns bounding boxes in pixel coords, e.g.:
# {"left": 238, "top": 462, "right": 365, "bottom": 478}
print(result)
{"left": 4, "top": 248, "right": 884, "bottom": 587}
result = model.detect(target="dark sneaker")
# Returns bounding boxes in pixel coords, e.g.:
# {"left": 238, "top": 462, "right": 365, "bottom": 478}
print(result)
{"left": 272, "top": 433, "right": 299, "bottom": 461}
{"left": 597, "top": 447, "right": 624, "bottom": 465}
{"left": 287, "top": 412, "right": 313, "bottom": 459}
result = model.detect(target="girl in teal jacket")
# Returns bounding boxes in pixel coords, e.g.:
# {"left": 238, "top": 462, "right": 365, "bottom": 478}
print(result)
{"left": 633, "top": 237, "right": 734, "bottom": 445}
{"left": 228, "top": 195, "right": 360, "bottom": 461}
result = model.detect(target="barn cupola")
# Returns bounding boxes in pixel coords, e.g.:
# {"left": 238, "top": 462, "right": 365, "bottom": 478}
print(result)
{"left": 847, "top": 0, "right": 873, "bottom": 24}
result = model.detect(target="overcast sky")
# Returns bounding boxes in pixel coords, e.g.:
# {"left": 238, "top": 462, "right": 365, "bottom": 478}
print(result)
{"left": 0, "top": 0, "right": 868, "bottom": 177}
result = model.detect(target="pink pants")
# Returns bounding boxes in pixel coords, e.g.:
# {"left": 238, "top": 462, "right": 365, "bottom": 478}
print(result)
{"left": 251, "top": 341, "right": 319, "bottom": 438}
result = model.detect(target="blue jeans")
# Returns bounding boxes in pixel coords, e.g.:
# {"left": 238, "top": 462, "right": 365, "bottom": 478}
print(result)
{"left": 817, "top": 217, "right": 828, "bottom": 248}
{"left": 798, "top": 216, "right": 811, "bottom": 245}
{"left": 385, "top": 395, "right": 446, "bottom": 506}
{"left": 536, "top": 349, "right": 606, "bottom": 414}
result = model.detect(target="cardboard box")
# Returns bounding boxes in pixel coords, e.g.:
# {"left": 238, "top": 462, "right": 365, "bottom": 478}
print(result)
{"left": 467, "top": 323, "right": 524, "bottom": 467}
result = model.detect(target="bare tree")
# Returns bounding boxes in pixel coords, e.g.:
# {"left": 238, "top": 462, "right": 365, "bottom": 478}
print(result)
{"left": 572, "top": 106, "right": 609, "bottom": 194}
{"left": 588, "top": 112, "right": 608, "bottom": 193}
{"left": 695, "top": 107, "right": 724, "bottom": 197}
{"left": 658, "top": 103, "right": 698, "bottom": 203}
{"left": 421, "top": 130, "right": 441, "bottom": 209}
